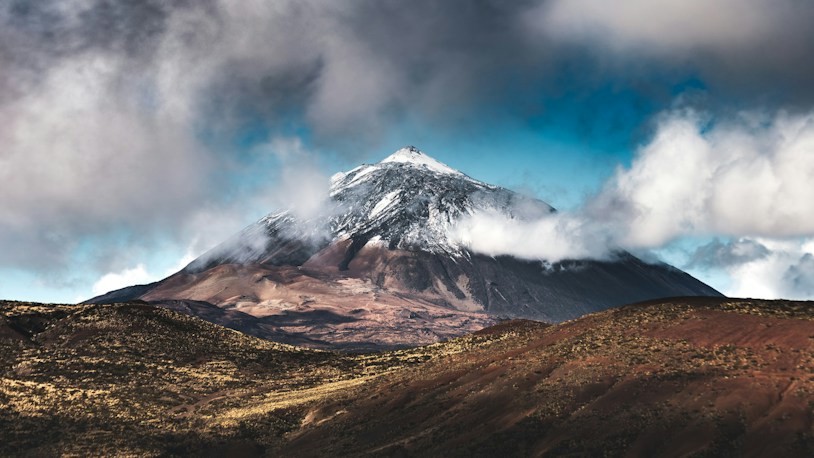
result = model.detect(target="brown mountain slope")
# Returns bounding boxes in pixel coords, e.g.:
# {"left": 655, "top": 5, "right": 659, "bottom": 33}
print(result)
{"left": 90, "top": 241, "right": 720, "bottom": 351}
{"left": 137, "top": 261, "right": 495, "bottom": 351}
{"left": 2, "top": 297, "right": 813, "bottom": 456}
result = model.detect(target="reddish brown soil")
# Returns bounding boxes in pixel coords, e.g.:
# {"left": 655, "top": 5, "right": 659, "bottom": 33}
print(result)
{"left": 282, "top": 297, "right": 814, "bottom": 457}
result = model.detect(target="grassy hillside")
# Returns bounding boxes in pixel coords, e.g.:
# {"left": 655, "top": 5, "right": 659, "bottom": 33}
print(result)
{"left": 286, "top": 297, "right": 814, "bottom": 456}
{"left": 2, "top": 297, "right": 814, "bottom": 456}
{"left": 0, "top": 301, "right": 495, "bottom": 456}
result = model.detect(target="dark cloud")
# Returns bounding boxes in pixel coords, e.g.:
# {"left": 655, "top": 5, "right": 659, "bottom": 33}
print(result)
{"left": 687, "top": 238, "right": 770, "bottom": 270}
{"left": 783, "top": 253, "right": 814, "bottom": 298}
{"left": 536, "top": 0, "right": 814, "bottom": 109}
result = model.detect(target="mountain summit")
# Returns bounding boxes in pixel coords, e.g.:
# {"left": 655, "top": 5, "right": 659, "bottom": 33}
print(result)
{"left": 87, "top": 147, "right": 721, "bottom": 350}
{"left": 378, "top": 145, "right": 464, "bottom": 175}
{"left": 183, "top": 145, "right": 551, "bottom": 270}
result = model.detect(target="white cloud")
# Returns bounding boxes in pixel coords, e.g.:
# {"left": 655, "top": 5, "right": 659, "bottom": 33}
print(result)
{"left": 595, "top": 109, "right": 814, "bottom": 245}
{"left": 454, "top": 108, "right": 814, "bottom": 301}
{"left": 0, "top": 15, "right": 210, "bottom": 271}
{"left": 88, "top": 247, "right": 197, "bottom": 299}
{"left": 453, "top": 209, "right": 614, "bottom": 263}
{"left": 91, "top": 264, "right": 154, "bottom": 297}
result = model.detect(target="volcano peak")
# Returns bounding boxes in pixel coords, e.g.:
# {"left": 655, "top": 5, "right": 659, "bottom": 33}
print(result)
{"left": 86, "top": 145, "right": 721, "bottom": 350}
{"left": 380, "top": 146, "right": 462, "bottom": 176}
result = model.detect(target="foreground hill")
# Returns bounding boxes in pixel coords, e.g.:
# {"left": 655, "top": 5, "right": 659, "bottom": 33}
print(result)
{"left": 87, "top": 147, "right": 719, "bottom": 350}
{"left": 2, "top": 297, "right": 813, "bottom": 456}
{"left": 287, "top": 297, "right": 814, "bottom": 456}
{"left": 0, "top": 300, "right": 486, "bottom": 456}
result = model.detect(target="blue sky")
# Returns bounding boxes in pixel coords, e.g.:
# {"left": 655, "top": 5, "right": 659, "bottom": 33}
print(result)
{"left": 2, "top": 1, "right": 814, "bottom": 303}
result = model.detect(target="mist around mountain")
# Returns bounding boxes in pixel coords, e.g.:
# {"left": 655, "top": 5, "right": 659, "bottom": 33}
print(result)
{"left": 86, "top": 147, "right": 720, "bottom": 350}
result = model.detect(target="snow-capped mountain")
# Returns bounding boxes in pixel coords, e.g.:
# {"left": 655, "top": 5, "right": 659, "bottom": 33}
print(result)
{"left": 330, "top": 146, "right": 553, "bottom": 254}
{"left": 87, "top": 146, "right": 721, "bottom": 350}
{"left": 185, "top": 146, "right": 552, "bottom": 271}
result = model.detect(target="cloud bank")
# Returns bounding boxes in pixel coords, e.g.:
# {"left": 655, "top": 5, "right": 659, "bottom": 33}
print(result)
{"left": 3, "top": 1, "right": 814, "bottom": 300}
{"left": 457, "top": 108, "right": 814, "bottom": 280}
{"left": 596, "top": 109, "right": 814, "bottom": 245}
{"left": 0, "top": 0, "right": 554, "bottom": 276}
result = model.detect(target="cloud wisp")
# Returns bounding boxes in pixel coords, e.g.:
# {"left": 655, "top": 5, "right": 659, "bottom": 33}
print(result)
{"left": 453, "top": 209, "right": 616, "bottom": 263}
{"left": 86, "top": 136, "right": 338, "bottom": 297}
